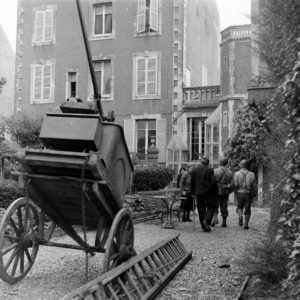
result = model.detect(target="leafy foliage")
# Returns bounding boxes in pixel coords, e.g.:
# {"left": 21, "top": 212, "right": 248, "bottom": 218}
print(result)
{"left": 277, "top": 64, "right": 300, "bottom": 296}
{"left": 255, "top": 0, "right": 300, "bottom": 84}
{"left": 132, "top": 166, "right": 174, "bottom": 192}
{"left": 225, "top": 100, "right": 269, "bottom": 173}
{"left": 0, "top": 180, "right": 26, "bottom": 209}
{"left": 5, "top": 113, "right": 43, "bottom": 148}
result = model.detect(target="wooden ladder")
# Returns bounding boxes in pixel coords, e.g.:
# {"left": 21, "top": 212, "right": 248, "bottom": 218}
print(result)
{"left": 62, "top": 234, "right": 192, "bottom": 300}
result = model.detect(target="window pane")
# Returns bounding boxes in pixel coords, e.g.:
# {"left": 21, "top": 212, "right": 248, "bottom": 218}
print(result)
{"left": 148, "top": 129, "right": 156, "bottom": 144}
{"left": 137, "top": 83, "right": 145, "bottom": 95}
{"left": 105, "top": 14, "right": 112, "bottom": 33}
{"left": 148, "top": 58, "right": 156, "bottom": 70}
{"left": 43, "top": 87, "right": 50, "bottom": 99}
{"left": 147, "top": 82, "right": 155, "bottom": 94}
{"left": 213, "top": 125, "right": 219, "bottom": 142}
{"left": 137, "top": 59, "right": 146, "bottom": 70}
{"left": 147, "top": 70, "right": 156, "bottom": 82}
{"left": 148, "top": 120, "right": 156, "bottom": 129}
{"left": 137, "top": 120, "right": 146, "bottom": 129}
{"left": 95, "top": 15, "right": 103, "bottom": 34}
{"left": 137, "top": 130, "right": 145, "bottom": 154}
{"left": 95, "top": 70, "right": 102, "bottom": 93}
{"left": 206, "top": 125, "right": 212, "bottom": 142}
{"left": 213, "top": 145, "right": 219, "bottom": 161}
{"left": 137, "top": 70, "right": 145, "bottom": 83}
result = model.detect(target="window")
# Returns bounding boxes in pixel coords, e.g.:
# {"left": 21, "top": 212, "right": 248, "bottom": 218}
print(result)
{"left": 188, "top": 118, "right": 205, "bottom": 161}
{"left": 94, "top": 60, "right": 112, "bottom": 97}
{"left": 205, "top": 123, "right": 219, "bottom": 167}
{"left": 31, "top": 62, "right": 54, "bottom": 104}
{"left": 67, "top": 72, "right": 77, "bottom": 99}
{"left": 136, "top": 120, "right": 156, "bottom": 157}
{"left": 136, "top": 0, "right": 161, "bottom": 35}
{"left": 133, "top": 52, "right": 161, "bottom": 99}
{"left": 34, "top": 9, "right": 54, "bottom": 44}
{"left": 93, "top": 3, "right": 112, "bottom": 36}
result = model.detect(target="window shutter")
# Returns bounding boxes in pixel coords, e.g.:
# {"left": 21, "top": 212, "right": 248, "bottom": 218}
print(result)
{"left": 156, "top": 118, "right": 167, "bottom": 162}
{"left": 35, "top": 11, "right": 44, "bottom": 42}
{"left": 137, "top": 0, "right": 146, "bottom": 33}
{"left": 149, "top": 0, "right": 159, "bottom": 31}
{"left": 44, "top": 10, "right": 53, "bottom": 42}
{"left": 124, "top": 119, "right": 135, "bottom": 153}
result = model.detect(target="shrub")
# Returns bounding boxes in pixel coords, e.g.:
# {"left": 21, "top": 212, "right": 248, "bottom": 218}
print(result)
{"left": 240, "top": 238, "right": 288, "bottom": 283}
{"left": 4, "top": 113, "right": 43, "bottom": 148}
{"left": 0, "top": 180, "right": 26, "bottom": 209}
{"left": 132, "top": 166, "right": 174, "bottom": 192}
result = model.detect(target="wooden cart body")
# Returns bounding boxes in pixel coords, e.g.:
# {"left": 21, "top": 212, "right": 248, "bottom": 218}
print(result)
{"left": 0, "top": 112, "right": 136, "bottom": 284}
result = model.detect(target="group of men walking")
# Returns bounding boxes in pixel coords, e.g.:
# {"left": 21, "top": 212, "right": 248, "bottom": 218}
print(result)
{"left": 178, "top": 157, "right": 257, "bottom": 232}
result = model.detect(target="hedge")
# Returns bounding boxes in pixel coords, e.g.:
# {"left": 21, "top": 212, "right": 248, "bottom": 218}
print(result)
{"left": 0, "top": 180, "right": 26, "bottom": 209}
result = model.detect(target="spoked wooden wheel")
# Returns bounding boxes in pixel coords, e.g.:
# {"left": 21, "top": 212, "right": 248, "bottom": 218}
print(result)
{"left": 0, "top": 197, "right": 41, "bottom": 284}
{"left": 103, "top": 208, "right": 136, "bottom": 273}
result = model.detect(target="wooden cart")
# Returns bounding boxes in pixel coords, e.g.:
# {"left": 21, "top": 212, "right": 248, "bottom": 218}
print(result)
{"left": 0, "top": 113, "right": 135, "bottom": 284}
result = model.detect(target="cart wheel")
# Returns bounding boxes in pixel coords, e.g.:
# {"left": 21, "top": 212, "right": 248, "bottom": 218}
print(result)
{"left": 0, "top": 197, "right": 40, "bottom": 284}
{"left": 103, "top": 208, "right": 136, "bottom": 273}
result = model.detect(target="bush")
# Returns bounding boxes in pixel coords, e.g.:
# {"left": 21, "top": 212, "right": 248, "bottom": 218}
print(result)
{"left": 4, "top": 113, "right": 43, "bottom": 148}
{"left": 0, "top": 180, "right": 26, "bottom": 209}
{"left": 132, "top": 166, "right": 174, "bottom": 192}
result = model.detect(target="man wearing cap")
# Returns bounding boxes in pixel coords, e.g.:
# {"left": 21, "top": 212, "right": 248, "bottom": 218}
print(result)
{"left": 213, "top": 157, "right": 234, "bottom": 227}
{"left": 190, "top": 157, "right": 218, "bottom": 232}
{"left": 234, "top": 159, "right": 257, "bottom": 229}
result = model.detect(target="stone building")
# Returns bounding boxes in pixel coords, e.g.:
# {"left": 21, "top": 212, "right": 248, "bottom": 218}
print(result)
{"left": 14, "top": 0, "right": 220, "bottom": 167}
{"left": 0, "top": 26, "right": 15, "bottom": 117}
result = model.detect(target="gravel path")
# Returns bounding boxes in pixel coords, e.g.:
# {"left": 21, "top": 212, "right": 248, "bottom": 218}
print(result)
{"left": 0, "top": 205, "right": 270, "bottom": 300}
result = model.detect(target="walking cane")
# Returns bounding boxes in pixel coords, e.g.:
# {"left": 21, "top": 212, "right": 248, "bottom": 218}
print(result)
{"left": 193, "top": 196, "right": 196, "bottom": 231}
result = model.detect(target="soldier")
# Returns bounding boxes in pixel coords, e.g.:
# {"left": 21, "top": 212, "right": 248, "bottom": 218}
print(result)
{"left": 234, "top": 159, "right": 257, "bottom": 229}
{"left": 212, "top": 157, "right": 234, "bottom": 227}
{"left": 191, "top": 157, "right": 218, "bottom": 232}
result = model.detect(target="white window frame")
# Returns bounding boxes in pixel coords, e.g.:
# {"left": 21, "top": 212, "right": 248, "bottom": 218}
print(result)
{"left": 94, "top": 59, "right": 112, "bottom": 98}
{"left": 135, "top": 0, "right": 161, "bottom": 36}
{"left": 65, "top": 70, "right": 79, "bottom": 100}
{"left": 136, "top": 119, "right": 157, "bottom": 156}
{"left": 30, "top": 61, "right": 55, "bottom": 104}
{"left": 90, "top": 1, "right": 114, "bottom": 40}
{"left": 205, "top": 123, "right": 219, "bottom": 168}
{"left": 132, "top": 52, "right": 161, "bottom": 100}
{"left": 32, "top": 6, "right": 56, "bottom": 46}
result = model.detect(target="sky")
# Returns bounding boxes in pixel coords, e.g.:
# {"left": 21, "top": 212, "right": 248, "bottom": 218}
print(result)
{"left": 0, "top": 0, "right": 251, "bottom": 52}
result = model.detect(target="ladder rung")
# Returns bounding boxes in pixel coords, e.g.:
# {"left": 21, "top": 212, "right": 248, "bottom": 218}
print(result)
{"left": 62, "top": 235, "right": 192, "bottom": 300}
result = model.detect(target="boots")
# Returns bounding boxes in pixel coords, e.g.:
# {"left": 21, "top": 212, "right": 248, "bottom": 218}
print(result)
{"left": 185, "top": 211, "right": 192, "bottom": 222}
{"left": 202, "top": 220, "right": 211, "bottom": 232}
{"left": 211, "top": 213, "right": 218, "bottom": 227}
{"left": 244, "top": 215, "right": 250, "bottom": 229}
{"left": 221, "top": 217, "right": 227, "bottom": 227}
{"left": 237, "top": 209, "right": 243, "bottom": 226}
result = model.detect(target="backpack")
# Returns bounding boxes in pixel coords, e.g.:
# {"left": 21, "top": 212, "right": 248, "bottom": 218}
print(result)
{"left": 217, "top": 169, "right": 232, "bottom": 195}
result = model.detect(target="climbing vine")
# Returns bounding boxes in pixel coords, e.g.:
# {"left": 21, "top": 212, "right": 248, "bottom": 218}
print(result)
{"left": 225, "top": 100, "right": 269, "bottom": 173}
{"left": 278, "top": 63, "right": 300, "bottom": 297}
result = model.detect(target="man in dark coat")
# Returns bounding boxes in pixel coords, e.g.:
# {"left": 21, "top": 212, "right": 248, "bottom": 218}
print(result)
{"left": 191, "top": 157, "right": 218, "bottom": 232}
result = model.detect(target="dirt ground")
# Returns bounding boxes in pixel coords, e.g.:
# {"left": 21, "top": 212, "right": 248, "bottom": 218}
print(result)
{"left": 0, "top": 205, "right": 270, "bottom": 300}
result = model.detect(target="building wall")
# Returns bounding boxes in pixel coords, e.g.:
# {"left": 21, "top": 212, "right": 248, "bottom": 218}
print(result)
{"left": 184, "top": 0, "right": 220, "bottom": 87}
{"left": 0, "top": 26, "right": 15, "bottom": 117}
{"left": 220, "top": 25, "right": 251, "bottom": 97}
{"left": 15, "top": 0, "right": 220, "bottom": 164}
